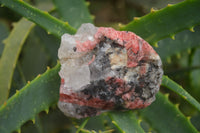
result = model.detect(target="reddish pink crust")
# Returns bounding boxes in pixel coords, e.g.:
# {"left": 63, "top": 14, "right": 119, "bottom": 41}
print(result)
{"left": 61, "top": 78, "right": 65, "bottom": 84}
{"left": 59, "top": 78, "right": 149, "bottom": 110}
{"left": 88, "top": 55, "right": 96, "bottom": 65}
{"left": 76, "top": 27, "right": 157, "bottom": 68}
{"left": 60, "top": 79, "right": 115, "bottom": 110}
{"left": 59, "top": 93, "right": 115, "bottom": 110}
{"left": 125, "top": 98, "right": 151, "bottom": 109}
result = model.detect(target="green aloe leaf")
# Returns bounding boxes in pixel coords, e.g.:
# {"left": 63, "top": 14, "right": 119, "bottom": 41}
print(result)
{"left": 76, "top": 118, "right": 89, "bottom": 133}
{"left": 162, "top": 75, "right": 200, "bottom": 112}
{"left": 0, "top": 18, "right": 35, "bottom": 105}
{"left": 53, "top": 0, "right": 93, "bottom": 29}
{"left": 190, "top": 49, "right": 200, "bottom": 95}
{"left": 0, "top": 0, "right": 76, "bottom": 37}
{"left": 0, "top": 63, "right": 60, "bottom": 133}
{"left": 0, "top": 21, "right": 10, "bottom": 57}
{"left": 120, "top": 0, "right": 200, "bottom": 45}
{"left": 155, "top": 26, "right": 200, "bottom": 61}
{"left": 0, "top": 0, "right": 200, "bottom": 132}
{"left": 19, "top": 27, "right": 50, "bottom": 81}
{"left": 33, "top": 26, "right": 60, "bottom": 64}
{"left": 109, "top": 111, "right": 145, "bottom": 133}
{"left": 138, "top": 92, "right": 198, "bottom": 133}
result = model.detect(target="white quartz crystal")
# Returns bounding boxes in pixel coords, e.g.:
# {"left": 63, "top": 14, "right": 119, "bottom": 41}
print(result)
{"left": 58, "top": 23, "right": 98, "bottom": 92}
{"left": 75, "top": 23, "right": 98, "bottom": 42}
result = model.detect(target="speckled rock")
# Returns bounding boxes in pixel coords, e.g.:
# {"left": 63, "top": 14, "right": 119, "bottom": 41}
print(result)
{"left": 58, "top": 23, "right": 163, "bottom": 119}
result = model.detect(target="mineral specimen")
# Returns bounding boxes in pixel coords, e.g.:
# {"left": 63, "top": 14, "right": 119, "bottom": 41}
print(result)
{"left": 58, "top": 23, "right": 163, "bottom": 119}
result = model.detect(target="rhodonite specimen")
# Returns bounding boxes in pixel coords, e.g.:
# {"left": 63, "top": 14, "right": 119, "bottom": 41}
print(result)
{"left": 58, "top": 23, "right": 163, "bottom": 119}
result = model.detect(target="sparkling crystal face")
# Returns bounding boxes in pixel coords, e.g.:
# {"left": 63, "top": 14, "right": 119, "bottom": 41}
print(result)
{"left": 58, "top": 23, "right": 163, "bottom": 119}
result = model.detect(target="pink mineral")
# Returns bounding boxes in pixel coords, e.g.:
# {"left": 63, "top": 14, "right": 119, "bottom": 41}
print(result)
{"left": 58, "top": 23, "right": 163, "bottom": 119}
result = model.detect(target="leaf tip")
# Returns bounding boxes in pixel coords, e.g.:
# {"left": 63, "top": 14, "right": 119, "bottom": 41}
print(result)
{"left": 152, "top": 42, "right": 158, "bottom": 47}
{"left": 148, "top": 127, "right": 153, "bottom": 132}
{"left": 187, "top": 48, "right": 191, "bottom": 54}
{"left": 138, "top": 118, "right": 142, "bottom": 124}
{"left": 118, "top": 23, "right": 124, "bottom": 28}
{"left": 189, "top": 27, "right": 195, "bottom": 32}
{"left": 18, "top": 0, "right": 24, "bottom": 4}
{"left": 65, "top": 21, "right": 69, "bottom": 25}
{"left": 31, "top": 118, "right": 36, "bottom": 124}
{"left": 36, "top": 74, "right": 41, "bottom": 78}
{"left": 44, "top": 11, "right": 49, "bottom": 15}
{"left": 111, "top": 121, "right": 117, "bottom": 125}
{"left": 133, "top": 17, "right": 140, "bottom": 21}
{"left": 167, "top": 4, "right": 173, "bottom": 7}
{"left": 167, "top": 57, "right": 171, "bottom": 64}
{"left": 0, "top": 4, "right": 5, "bottom": 7}
{"left": 176, "top": 53, "right": 181, "bottom": 59}
{"left": 150, "top": 7, "right": 157, "bottom": 13}
{"left": 175, "top": 103, "right": 180, "bottom": 109}
{"left": 90, "top": 15, "right": 95, "bottom": 20}
{"left": 16, "top": 89, "right": 20, "bottom": 94}
{"left": 3, "top": 101, "right": 7, "bottom": 107}
{"left": 16, "top": 128, "right": 21, "bottom": 133}
{"left": 170, "top": 34, "right": 175, "bottom": 40}
{"left": 85, "top": 1, "right": 90, "bottom": 6}
{"left": 164, "top": 93, "right": 170, "bottom": 99}
{"left": 187, "top": 116, "right": 191, "bottom": 121}
{"left": 44, "top": 108, "right": 49, "bottom": 114}
{"left": 47, "top": 66, "right": 50, "bottom": 71}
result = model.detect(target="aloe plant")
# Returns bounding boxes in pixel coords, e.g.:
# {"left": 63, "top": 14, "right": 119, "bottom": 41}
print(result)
{"left": 0, "top": 0, "right": 200, "bottom": 132}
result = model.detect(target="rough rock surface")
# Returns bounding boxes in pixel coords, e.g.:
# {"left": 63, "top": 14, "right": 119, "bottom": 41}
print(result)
{"left": 58, "top": 23, "right": 163, "bottom": 118}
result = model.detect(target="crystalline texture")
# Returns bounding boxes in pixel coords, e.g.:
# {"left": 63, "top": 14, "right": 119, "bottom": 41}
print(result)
{"left": 58, "top": 24, "right": 98, "bottom": 91}
{"left": 58, "top": 23, "right": 163, "bottom": 119}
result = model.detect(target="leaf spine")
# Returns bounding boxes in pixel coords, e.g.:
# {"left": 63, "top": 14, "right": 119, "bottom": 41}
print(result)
{"left": 167, "top": 57, "right": 171, "bottom": 64}
{"left": 133, "top": 17, "right": 140, "bottom": 21}
{"left": 31, "top": 118, "right": 35, "bottom": 124}
{"left": 150, "top": 8, "right": 157, "bottom": 13}
{"left": 170, "top": 34, "right": 175, "bottom": 40}
{"left": 167, "top": 4, "right": 173, "bottom": 7}
{"left": 85, "top": 1, "right": 90, "bottom": 6}
{"left": 189, "top": 27, "right": 195, "bottom": 32}
{"left": 164, "top": 93, "right": 170, "bottom": 99}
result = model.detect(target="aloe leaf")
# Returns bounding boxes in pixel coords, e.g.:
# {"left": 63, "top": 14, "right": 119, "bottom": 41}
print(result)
{"left": 190, "top": 49, "right": 200, "bottom": 94}
{"left": 20, "top": 27, "right": 50, "bottom": 81}
{"left": 0, "top": 63, "right": 60, "bottom": 133}
{"left": 120, "top": 0, "right": 200, "bottom": 44}
{"left": 9, "top": 63, "right": 26, "bottom": 97}
{"left": 108, "top": 111, "right": 145, "bottom": 133}
{"left": 0, "top": 21, "right": 10, "bottom": 57}
{"left": 33, "top": 26, "right": 60, "bottom": 64}
{"left": 139, "top": 92, "right": 198, "bottom": 133}
{"left": 83, "top": 114, "right": 107, "bottom": 131}
{"left": 162, "top": 75, "right": 200, "bottom": 112}
{"left": 31, "top": 108, "right": 71, "bottom": 133}
{"left": 76, "top": 118, "right": 89, "bottom": 133}
{"left": 155, "top": 26, "right": 200, "bottom": 61}
{"left": 0, "top": 0, "right": 76, "bottom": 37}
{"left": 191, "top": 112, "right": 200, "bottom": 131}
{"left": 1, "top": 1, "right": 200, "bottom": 132}
{"left": 53, "top": 0, "right": 93, "bottom": 29}
{"left": 0, "top": 18, "right": 35, "bottom": 105}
